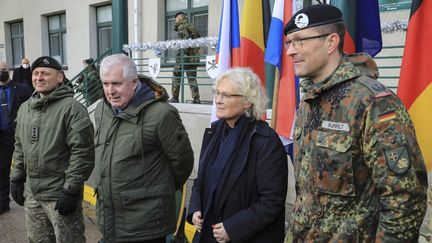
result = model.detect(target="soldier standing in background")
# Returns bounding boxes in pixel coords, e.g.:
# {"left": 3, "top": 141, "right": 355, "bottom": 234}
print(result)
{"left": 284, "top": 4, "right": 427, "bottom": 242}
{"left": 168, "top": 12, "right": 201, "bottom": 104}
{"left": 76, "top": 58, "right": 102, "bottom": 105}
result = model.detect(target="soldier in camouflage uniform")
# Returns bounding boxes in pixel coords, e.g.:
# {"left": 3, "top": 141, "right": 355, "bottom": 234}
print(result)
{"left": 169, "top": 12, "right": 201, "bottom": 104}
{"left": 283, "top": 5, "right": 427, "bottom": 242}
{"left": 76, "top": 58, "right": 102, "bottom": 105}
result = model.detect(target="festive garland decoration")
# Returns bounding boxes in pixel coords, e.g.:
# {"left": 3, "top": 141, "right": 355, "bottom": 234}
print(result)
{"left": 123, "top": 37, "right": 218, "bottom": 53}
{"left": 123, "top": 20, "right": 408, "bottom": 52}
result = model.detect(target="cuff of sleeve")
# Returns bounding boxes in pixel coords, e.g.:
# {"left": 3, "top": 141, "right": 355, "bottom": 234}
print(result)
{"left": 62, "top": 182, "right": 83, "bottom": 195}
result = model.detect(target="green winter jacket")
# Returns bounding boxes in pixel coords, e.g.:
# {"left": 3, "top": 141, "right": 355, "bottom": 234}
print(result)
{"left": 94, "top": 76, "right": 194, "bottom": 242}
{"left": 11, "top": 84, "right": 95, "bottom": 199}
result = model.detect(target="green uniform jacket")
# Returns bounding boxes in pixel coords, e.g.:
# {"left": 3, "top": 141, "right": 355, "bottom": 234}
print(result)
{"left": 76, "top": 66, "right": 102, "bottom": 105}
{"left": 11, "top": 84, "right": 95, "bottom": 199}
{"left": 175, "top": 18, "right": 200, "bottom": 64}
{"left": 94, "top": 76, "right": 194, "bottom": 242}
{"left": 290, "top": 53, "right": 427, "bottom": 242}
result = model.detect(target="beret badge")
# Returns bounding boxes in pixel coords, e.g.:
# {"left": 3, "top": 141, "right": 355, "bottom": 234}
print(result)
{"left": 295, "top": 13, "right": 309, "bottom": 29}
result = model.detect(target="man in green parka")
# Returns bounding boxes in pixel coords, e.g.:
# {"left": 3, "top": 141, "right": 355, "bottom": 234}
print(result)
{"left": 10, "top": 56, "right": 95, "bottom": 243}
{"left": 95, "top": 54, "right": 194, "bottom": 242}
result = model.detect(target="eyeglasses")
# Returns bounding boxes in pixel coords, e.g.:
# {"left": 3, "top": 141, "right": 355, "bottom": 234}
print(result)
{"left": 212, "top": 89, "right": 243, "bottom": 101}
{"left": 284, "top": 33, "right": 331, "bottom": 50}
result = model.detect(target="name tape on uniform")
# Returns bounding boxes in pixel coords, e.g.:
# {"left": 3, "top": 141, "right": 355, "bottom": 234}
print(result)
{"left": 321, "top": 120, "right": 350, "bottom": 132}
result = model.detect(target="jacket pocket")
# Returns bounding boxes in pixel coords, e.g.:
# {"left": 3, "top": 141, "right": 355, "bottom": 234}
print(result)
{"left": 315, "top": 130, "right": 355, "bottom": 196}
{"left": 120, "top": 183, "right": 174, "bottom": 205}
{"left": 119, "top": 183, "right": 175, "bottom": 232}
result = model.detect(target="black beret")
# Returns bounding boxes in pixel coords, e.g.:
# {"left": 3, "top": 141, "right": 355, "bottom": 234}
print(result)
{"left": 175, "top": 12, "right": 185, "bottom": 18}
{"left": 84, "top": 58, "right": 94, "bottom": 65}
{"left": 31, "top": 56, "right": 62, "bottom": 71}
{"left": 284, "top": 4, "right": 343, "bottom": 35}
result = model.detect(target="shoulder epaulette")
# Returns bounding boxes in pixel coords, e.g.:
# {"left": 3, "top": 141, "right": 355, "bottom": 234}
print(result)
{"left": 357, "top": 75, "right": 391, "bottom": 98}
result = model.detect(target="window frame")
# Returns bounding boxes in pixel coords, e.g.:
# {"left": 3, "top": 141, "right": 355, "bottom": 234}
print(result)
{"left": 48, "top": 13, "right": 67, "bottom": 66}
{"left": 10, "top": 21, "right": 25, "bottom": 67}
{"left": 164, "top": 0, "right": 208, "bottom": 65}
{"left": 96, "top": 4, "right": 113, "bottom": 56}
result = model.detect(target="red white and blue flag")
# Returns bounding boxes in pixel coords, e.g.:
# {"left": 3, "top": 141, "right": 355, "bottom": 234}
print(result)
{"left": 213, "top": 0, "right": 241, "bottom": 121}
{"left": 264, "top": 0, "right": 299, "bottom": 158}
{"left": 215, "top": 0, "right": 240, "bottom": 71}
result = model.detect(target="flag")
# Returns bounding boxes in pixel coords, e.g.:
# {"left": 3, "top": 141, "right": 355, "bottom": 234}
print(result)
{"left": 264, "top": 0, "right": 298, "bottom": 160}
{"left": 240, "top": 0, "right": 268, "bottom": 85}
{"left": 213, "top": 0, "right": 241, "bottom": 122}
{"left": 264, "top": 0, "right": 284, "bottom": 106}
{"left": 331, "top": 0, "right": 382, "bottom": 57}
{"left": 398, "top": 0, "right": 432, "bottom": 171}
{"left": 216, "top": 0, "right": 240, "bottom": 70}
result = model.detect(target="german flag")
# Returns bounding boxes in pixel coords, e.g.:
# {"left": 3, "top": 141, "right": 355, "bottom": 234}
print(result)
{"left": 398, "top": 0, "right": 432, "bottom": 171}
{"left": 378, "top": 111, "right": 397, "bottom": 123}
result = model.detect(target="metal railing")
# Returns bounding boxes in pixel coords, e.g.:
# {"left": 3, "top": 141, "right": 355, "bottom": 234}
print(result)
{"left": 132, "top": 51, "right": 214, "bottom": 104}
{"left": 68, "top": 45, "right": 405, "bottom": 106}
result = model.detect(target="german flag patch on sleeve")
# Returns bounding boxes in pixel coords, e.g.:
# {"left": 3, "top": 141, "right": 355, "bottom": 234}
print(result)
{"left": 378, "top": 110, "right": 397, "bottom": 123}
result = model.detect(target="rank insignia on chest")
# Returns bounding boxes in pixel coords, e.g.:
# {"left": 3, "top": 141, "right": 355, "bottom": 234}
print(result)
{"left": 384, "top": 146, "right": 410, "bottom": 175}
{"left": 31, "top": 126, "right": 39, "bottom": 141}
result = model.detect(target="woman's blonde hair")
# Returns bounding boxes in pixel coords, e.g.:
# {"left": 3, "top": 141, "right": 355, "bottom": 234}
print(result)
{"left": 215, "top": 68, "right": 268, "bottom": 120}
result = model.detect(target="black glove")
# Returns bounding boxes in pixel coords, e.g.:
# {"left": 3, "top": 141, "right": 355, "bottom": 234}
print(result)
{"left": 10, "top": 180, "right": 25, "bottom": 206}
{"left": 55, "top": 190, "right": 79, "bottom": 216}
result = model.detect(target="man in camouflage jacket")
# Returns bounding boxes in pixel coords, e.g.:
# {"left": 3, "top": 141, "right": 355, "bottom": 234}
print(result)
{"left": 169, "top": 12, "right": 201, "bottom": 104}
{"left": 284, "top": 5, "right": 427, "bottom": 242}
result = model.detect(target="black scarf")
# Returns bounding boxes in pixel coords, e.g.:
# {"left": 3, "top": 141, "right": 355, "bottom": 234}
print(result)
{"left": 202, "top": 115, "right": 254, "bottom": 216}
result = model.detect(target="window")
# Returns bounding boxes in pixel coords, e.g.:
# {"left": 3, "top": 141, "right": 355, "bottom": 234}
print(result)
{"left": 10, "top": 21, "right": 25, "bottom": 67}
{"left": 165, "top": 0, "right": 208, "bottom": 61}
{"left": 97, "top": 5, "right": 112, "bottom": 56}
{"left": 48, "top": 14, "right": 67, "bottom": 65}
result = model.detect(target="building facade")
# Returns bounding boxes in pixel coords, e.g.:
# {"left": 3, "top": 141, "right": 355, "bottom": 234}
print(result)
{"left": 0, "top": 0, "right": 223, "bottom": 80}
{"left": 0, "top": 0, "right": 409, "bottom": 92}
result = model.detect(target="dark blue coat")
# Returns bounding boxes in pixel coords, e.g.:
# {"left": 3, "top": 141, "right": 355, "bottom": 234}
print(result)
{"left": 187, "top": 119, "right": 288, "bottom": 243}
{"left": 1, "top": 81, "right": 31, "bottom": 138}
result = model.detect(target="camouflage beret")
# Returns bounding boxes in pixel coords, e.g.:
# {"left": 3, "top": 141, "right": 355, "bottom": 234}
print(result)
{"left": 31, "top": 56, "right": 62, "bottom": 71}
{"left": 284, "top": 4, "right": 343, "bottom": 35}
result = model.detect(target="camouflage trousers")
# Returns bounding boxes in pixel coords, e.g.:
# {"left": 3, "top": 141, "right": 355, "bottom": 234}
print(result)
{"left": 24, "top": 191, "right": 85, "bottom": 243}
{"left": 172, "top": 64, "right": 200, "bottom": 100}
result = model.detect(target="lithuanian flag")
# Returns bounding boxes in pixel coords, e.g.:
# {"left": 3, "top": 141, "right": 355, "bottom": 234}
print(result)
{"left": 398, "top": 0, "right": 432, "bottom": 171}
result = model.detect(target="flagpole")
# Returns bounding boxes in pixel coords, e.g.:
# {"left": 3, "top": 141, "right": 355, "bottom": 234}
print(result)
{"left": 270, "top": 74, "right": 280, "bottom": 129}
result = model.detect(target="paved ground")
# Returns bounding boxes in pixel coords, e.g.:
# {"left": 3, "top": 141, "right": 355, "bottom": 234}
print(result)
{"left": 0, "top": 200, "right": 101, "bottom": 243}
{"left": 0, "top": 160, "right": 296, "bottom": 243}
